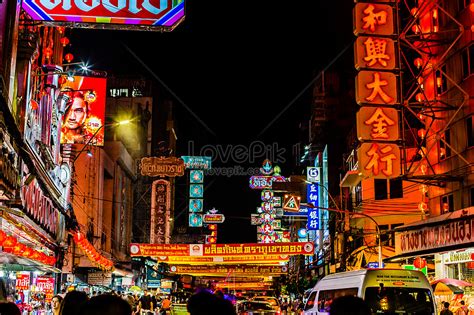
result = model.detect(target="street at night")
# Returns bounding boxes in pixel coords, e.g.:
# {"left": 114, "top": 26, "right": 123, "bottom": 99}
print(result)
{"left": 0, "top": 0, "right": 473, "bottom": 314}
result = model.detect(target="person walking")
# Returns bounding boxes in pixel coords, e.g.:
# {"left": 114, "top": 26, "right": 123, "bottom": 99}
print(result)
{"left": 160, "top": 296, "right": 171, "bottom": 315}
{"left": 441, "top": 302, "right": 454, "bottom": 315}
{"left": 138, "top": 290, "right": 154, "bottom": 315}
{"left": 457, "top": 301, "right": 468, "bottom": 315}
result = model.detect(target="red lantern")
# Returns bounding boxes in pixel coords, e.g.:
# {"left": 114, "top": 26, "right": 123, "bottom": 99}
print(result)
{"left": 417, "top": 129, "right": 426, "bottom": 139}
{"left": 3, "top": 235, "right": 17, "bottom": 248}
{"left": 23, "top": 247, "right": 33, "bottom": 258}
{"left": 414, "top": 58, "right": 423, "bottom": 69}
{"left": 44, "top": 47, "right": 53, "bottom": 59}
{"left": 59, "top": 37, "right": 70, "bottom": 47}
{"left": 413, "top": 257, "right": 427, "bottom": 269}
{"left": 0, "top": 230, "right": 6, "bottom": 245}
{"left": 56, "top": 26, "right": 65, "bottom": 34}
{"left": 64, "top": 53, "right": 74, "bottom": 63}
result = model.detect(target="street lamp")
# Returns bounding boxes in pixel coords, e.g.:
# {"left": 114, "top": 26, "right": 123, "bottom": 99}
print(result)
{"left": 305, "top": 181, "right": 383, "bottom": 268}
{"left": 72, "top": 119, "right": 131, "bottom": 163}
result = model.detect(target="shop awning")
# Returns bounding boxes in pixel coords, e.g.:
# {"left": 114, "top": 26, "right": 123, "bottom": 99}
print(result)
{"left": 346, "top": 245, "right": 398, "bottom": 270}
{"left": 0, "top": 251, "right": 61, "bottom": 273}
{"left": 340, "top": 170, "right": 362, "bottom": 188}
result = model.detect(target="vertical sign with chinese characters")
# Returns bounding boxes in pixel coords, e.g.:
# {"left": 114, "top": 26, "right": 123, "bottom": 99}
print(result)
{"left": 151, "top": 180, "right": 171, "bottom": 243}
{"left": 183, "top": 158, "right": 211, "bottom": 228}
{"left": 354, "top": 1, "right": 401, "bottom": 180}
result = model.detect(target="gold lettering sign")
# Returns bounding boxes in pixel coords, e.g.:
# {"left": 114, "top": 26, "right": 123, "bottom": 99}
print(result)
{"left": 353, "top": 3, "right": 394, "bottom": 36}
{"left": 354, "top": 36, "right": 397, "bottom": 70}
{"left": 357, "top": 107, "right": 399, "bottom": 141}
{"left": 140, "top": 157, "right": 185, "bottom": 177}
{"left": 358, "top": 143, "right": 401, "bottom": 179}
{"left": 356, "top": 71, "right": 398, "bottom": 105}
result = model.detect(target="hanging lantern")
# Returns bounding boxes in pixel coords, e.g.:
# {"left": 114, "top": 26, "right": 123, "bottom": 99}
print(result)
{"left": 467, "top": 262, "right": 474, "bottom": 269}
{"left": 418, "top": 202, "right": 428, "bottom": 212}
{"left": 44, "top": 47, "right": 53, "bottom": 59}
{"left": 414, "top": 58, "right": 423, "bottom": 69}
{"left": 419, "top": 184, "right": 428, "bottom": 194}
{"left": 0, "top": 230, "right": 6, "bottom": 245}
{"left": 432, "top": 8, "right": 438, "bottom": 19}
{"left": 64, "top": 53, "right": 74, "bottom": 63}
{"left": 3, "top": 235, "right": 17, "bottom": 248}
{"left": 416, "top": 93, "right": 424, "bottom": 102}
{"left": 413, "top": 257, "right": 427, "bottom": 269}
{"left": 59, "top": 37, "right": 70, "bottom": 47}
{"left": 23, "top": 247, "right": 33, "bottom": 258}
{"left": 417, "top": 129, "right": 426, "bottom": 139}
{"left": 437, "top": 77, "right": 442, "bottom": 88}
{"left": 410, "top": 8, "right": 418, "bottom": 17}
{"left": 412, "top": 24, "right": 420, "bottom": 34}
{"left": 419, "top": 146, "right": 427, "bottom": 157}
{"left": 440, "top": 147, "right": 446, "bottom": 157}
{"left": 56, "top": 26, "right": 65, "bottom": 34}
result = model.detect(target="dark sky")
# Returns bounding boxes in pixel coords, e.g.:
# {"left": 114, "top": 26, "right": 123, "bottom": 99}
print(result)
{"left": 70, "top": 1, "right": 354, "bottom": 243}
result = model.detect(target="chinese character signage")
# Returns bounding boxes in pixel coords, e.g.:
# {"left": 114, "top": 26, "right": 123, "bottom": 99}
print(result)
{"left": 190, "top": 170, "right": 204, "bottom": 183}
{"left": 60, "top": 76, "right": 106, "bottom": 145}
{"left": 353, "top": 3, "right": 394, "bottom": 36}
{"left": 357, "top": 107, "right": 399, "bottom": 141}
{"left": 354, "top": 0, "right": 401, "bottom": 180}
{"left": 190, "top": 184, "right": 204, "bottom": 198}
{"left": 354, "top": 36, "right": 397, "bottom": 70}
{"left": 356, "top": 71, "right": 398, "bottom": 105}
{"left": 306, "top": 184, "right": 319, "bottom": 207}
{"left": 358, "top": 143, "right": 401, "bottom": 179}
{"left": 151, "top": 180, "right": 170, "bottom": 243}
{"left": 22, "top": 0, "right": 185, "bottom": 30}
{"left": 307, "top": 208, "right": 319, "bottom": 230}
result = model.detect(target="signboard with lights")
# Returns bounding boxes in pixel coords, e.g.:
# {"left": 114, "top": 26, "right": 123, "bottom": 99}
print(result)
{"left": 60, "top": 76, "right": 106, "bottom": 146}
{"left": 22, "top": 0, "right": 185, "bottom": 31}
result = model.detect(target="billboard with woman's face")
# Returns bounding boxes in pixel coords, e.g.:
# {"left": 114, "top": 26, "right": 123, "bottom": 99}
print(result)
{"left": 60, "top": 76, "right": 106, "bottom": 146}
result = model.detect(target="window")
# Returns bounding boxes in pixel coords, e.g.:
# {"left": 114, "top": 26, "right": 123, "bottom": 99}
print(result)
{"left": 374, "top": 179, "right": 403, "bottom": 200}
{"left": 467, "top": 116, "right": 474, "bottom": 148}
{"left": 379, "top": 224, "right": 389, "bottom": 245}
{"left": 390, "top": 223, "right": 404, "bottom": 246}
{"left": 471, "top": 187, "right": 474, "bottom": 207}
{"left": 317, "top": 288, "right": 358, "bottom": 312}
{"left": 439, "top": 129, "right": 451, "bottom": 160}
{"left": 436, "top": 65, "right": 448, "bottom": 95}
{"left": 461, "top": 45, "right": 474, "bottom": 79}
{"left": 389, "top": 178, "right": 403, "bottom": 199}
{"left": 441, "top": 194, "right": 454, "bottom": 213}
{"left": 374, "top": 179, "right": 388, "bottom": 200}
{"left": 304, "top": 291, "right": 317, "bottom": 311}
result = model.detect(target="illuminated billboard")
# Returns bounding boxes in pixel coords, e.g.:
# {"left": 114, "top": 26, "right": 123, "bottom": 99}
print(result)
{"left": 60, "top": 76, "right": 106, "bottom": 146}
{"left": 22, "top": 0, "right": 185, "bottom": 31}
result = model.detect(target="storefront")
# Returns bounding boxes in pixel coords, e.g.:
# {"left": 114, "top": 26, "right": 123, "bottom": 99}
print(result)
{"left": 388, "top": 208, "right": 474, "bottom": 310}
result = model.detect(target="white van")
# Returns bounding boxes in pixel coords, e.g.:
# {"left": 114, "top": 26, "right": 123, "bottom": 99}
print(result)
{"left": 303, "top": 269, "right": 436, "bottom": 315}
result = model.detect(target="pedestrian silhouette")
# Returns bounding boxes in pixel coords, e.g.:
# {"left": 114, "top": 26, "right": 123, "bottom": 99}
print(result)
{"left": 60, "top": 290, "right": 89, "bottom": 315}
{"left": 0, "top": 302, "right": 21, "bottom": 315}
{"left": 78, "top": 294, "right": 132, "bottom": 315}
{"left": 329, "top": 296, "right": 371, "bottom": 315}
{"left": 187, "top": 290, "right": 236, "bottom": 315}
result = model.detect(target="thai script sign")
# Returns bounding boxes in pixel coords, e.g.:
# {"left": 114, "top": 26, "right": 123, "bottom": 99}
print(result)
{"left": 21, "top": 178, "right": 61, "bottom": 238}
{"left": 16, "top": 272, "right": 30, "bottom": 291}
{"left": 395, "top": 217, "right": 474, "bottom": 255}
{"left": 22, "top": 0, "right": 185, "bottom": 30}
{"left": 441, "top": 249, "right": 474, "bottom": 264}
{"left": 169, "top": 265, "right": 287, "bottom": 275}
{"left": 35, "top": 277, "right": 55, "bottom": 302}
{"left": 249, "top": 175, "right": 286, "bottom": 189}
{"left": 203, "top": 213, "right": 225, "bottom": 224}
{"left": 157, "top": 254, "right": 289, "bottom": 264}
{"left": 130, "top": 242, "right": 314, "bottom": 257}
{"left": 181, "top": 156, "right": 212, "bottom": 169}
{"left": 140, "top": 157, "right": 185, "bottom": 177}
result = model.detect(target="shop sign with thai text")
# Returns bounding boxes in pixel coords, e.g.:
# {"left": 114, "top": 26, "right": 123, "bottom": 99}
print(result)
{"left": 140, "top": 157, "right": 185, "bottom": 177}
{"left": 22, "top": 0, "right": 185, "bottom": 30}
{"left": 21, "top": 178, "right": 61, "bottom": 238}
{"left": 395, "top": 217, "right": 474, "bottom": 255}
{"left": 130, "top": 242, "right": 314, "bottom": 257}
{"left": 169, "top": 265, "right": 287, "bottom": 275}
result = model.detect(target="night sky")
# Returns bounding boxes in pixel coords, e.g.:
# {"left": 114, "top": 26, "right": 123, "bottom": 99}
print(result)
{"left": 70, "top": 1, "right": 354, "bottom": 243}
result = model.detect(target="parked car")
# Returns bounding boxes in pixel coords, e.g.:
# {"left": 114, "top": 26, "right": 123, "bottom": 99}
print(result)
{"left": 251, "top": 296, "right": 281, "bottom": 313}
{"left": 238, "top": 301, "right": 279, "bottom": 314}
